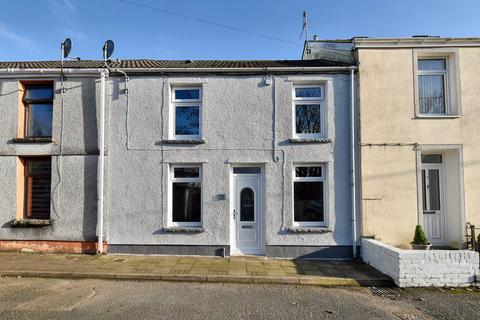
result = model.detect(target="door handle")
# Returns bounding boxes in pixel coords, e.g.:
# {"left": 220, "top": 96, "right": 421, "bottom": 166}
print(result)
{"left": 233, "top": 210, "right": 236, "bottom": 220}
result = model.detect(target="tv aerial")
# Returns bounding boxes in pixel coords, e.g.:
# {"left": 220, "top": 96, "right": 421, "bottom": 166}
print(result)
{"left": 60, "top": 38, "right": 73, "bottom": 85}
{"left": 61, "top": 38, "right": 72, "bottom": 60}
{"left": 103, "top": 40, "right": 115, "bottom": 60}
{"left": 102, "top": 39, "right": 129, "bottom": 94}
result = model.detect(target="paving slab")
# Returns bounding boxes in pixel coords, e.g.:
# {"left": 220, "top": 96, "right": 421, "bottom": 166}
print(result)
{"left": 0, "top": 252, "right": 392, "bottom": 287}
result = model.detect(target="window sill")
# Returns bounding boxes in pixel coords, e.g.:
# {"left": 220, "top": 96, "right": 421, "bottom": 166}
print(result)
{"left": 163, "top": 227, "right": 205, "bottom": 233}
{"left": 10, "top": 137, "right": 54, "bottom": 144}
{"left": 161, "top": 139, "right": 206, "bottom": 145}
{"left": 10, "top": 219, "right": 52, "bottom": 227}
{"left": 289, "top": 138, "right": 331, "bottom": 144}
{"left": 286, "top": 226, "right": 332, "bottom": 233}
{"left": 414, "top": 115, "right": 461, "bottom": 119}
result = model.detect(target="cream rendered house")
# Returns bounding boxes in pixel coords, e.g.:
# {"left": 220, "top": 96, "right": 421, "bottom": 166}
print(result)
{"left": 303, "top": 36, "right": 480, "bottom": 249}
{"left": 354, "top": 37, "right": 480, "bottom": 248}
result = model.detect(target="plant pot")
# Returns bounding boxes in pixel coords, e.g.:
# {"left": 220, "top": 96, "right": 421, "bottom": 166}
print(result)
{"left": 411, "top": 243, "right": 431, "bottom": 250}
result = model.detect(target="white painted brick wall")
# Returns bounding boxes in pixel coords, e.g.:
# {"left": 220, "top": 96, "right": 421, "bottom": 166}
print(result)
{"left": 361, "top": 238, "right": 480, "bottom": 287}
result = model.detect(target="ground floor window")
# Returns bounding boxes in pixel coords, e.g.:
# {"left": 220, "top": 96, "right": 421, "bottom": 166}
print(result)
{"left": 169, "top": 165, "right": 202, "bottom": 227}
{"left": 22, "top": 157, "right": 52, "bottom": 219}
{"left": 293, "top": 164, "right": 325, "bottom": 226}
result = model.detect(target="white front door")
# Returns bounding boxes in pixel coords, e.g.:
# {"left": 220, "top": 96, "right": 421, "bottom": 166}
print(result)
{"left": 421, "top": 155, "right": 446, "bottom": 245}
{"left": 231, "top": 168, "right": 263, "bottom": 255}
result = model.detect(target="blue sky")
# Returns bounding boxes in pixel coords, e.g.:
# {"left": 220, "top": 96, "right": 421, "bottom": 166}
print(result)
{"left": 0, "top": 0, "right": 479, "bottom": 61}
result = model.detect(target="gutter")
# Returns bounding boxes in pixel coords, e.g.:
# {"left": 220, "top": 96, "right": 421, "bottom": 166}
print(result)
{"left": 0, "top": 68, "right": 107, "bottom": 78}
{"left": 353, "top": 38, "right": 480, "bottom": 49}
{"left": 97, "top": 70, "right": 107, "bottom": 254}
{"left": 0, "top": 66, "right": 356, "bottom": 76}
{"left": 349, "top": 67, "right": 358, "bottom": 258}
{"left": 105, "top": 66, "right": 356, "bottom": 73}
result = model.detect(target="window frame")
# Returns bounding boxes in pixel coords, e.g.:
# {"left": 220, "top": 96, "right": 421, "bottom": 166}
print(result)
{"left": 292, "top": 163, "right": 327, "bottom": 227}
{"left": 20, "top": 157, "right": 52, "bottom": 220}
{"left": 292, "top": 84, "right": 326, "bottom": 139}
{"left": 170, "top": 86, "right": 203, "bottom": 140}
{"left": 417, "top": 58, "right": 450, "bottom": 116}
{"left": 168, "top": 164, "right": 203, "bottom": 227}
{"left": 18, "top": 81, "right": 54, "bottom": 139}
{"left": 413, "top": 49, "right": 461, "bottom": 118}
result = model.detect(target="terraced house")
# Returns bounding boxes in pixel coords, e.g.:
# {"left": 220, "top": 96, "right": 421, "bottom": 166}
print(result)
{"left": 305, "top": 36, "right": 480, "bottom": 249}
{"left": 354, "top": 36, "right": 480, "bottom": 249}
{"left": 0, "top": 59, "right": 358, "bottom": 258}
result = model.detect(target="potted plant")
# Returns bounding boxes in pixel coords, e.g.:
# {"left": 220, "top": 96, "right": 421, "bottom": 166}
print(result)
{"left": 411, "top": 225, "right": 431, "bottom": 250}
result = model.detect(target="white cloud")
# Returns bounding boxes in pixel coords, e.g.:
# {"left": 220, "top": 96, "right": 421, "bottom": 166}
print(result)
{"left": 50, "top": 0, "right": 87, "bottom": 40}
{"left": 0, "top": 23, "right": 34, "bottom": 47}
{"left": 63, "top": 0, "right": 76, "bottom": 12}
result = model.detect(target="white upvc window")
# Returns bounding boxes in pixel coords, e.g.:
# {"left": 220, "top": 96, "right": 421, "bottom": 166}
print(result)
{"left": 292, "top": 164, "right": 327, "bottom": 227}
{"left": 413, "top": 49, "right": 461, "bottom": 117}
{"left": 417, "top": 58, "right": 449, "bottom": 115}
{"left": 292, "top": 84, "right": 325, "bottom": 139}
{"left": 170, "top": 86, "right": 202, "bottom": 140}
{"left": 168, "top": 164, "right": 202, "bottom": 227}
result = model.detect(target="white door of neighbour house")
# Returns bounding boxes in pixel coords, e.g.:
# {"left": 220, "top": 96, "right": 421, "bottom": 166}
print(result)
{"left": 421, "top": 154, "right": 446, "bottom": 246}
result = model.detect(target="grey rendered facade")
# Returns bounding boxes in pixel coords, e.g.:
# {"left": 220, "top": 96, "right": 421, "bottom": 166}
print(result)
{"left": 0, "top": 60, "right": 356, "bottom": 258}
{"left": 0, "top": 77, "right": 99, "bottom": 242}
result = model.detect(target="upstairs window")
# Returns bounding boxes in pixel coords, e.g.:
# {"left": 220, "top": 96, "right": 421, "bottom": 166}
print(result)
{"left": 169, "top": 165, "right": 202, "bottom": 227}
{"left": 171, "top": 87, "right": 202, "bottom": 139}
{"left": 418, "top": 59, "right": 448, "bottom": 115}
{"left": 293, "top": 165, "right": 326, "bottom": 227}
{"left": 293, "top": 85, "right": 324, "bottom": 139}
{"left": 22, "top": 157, "right": 52, "bottom": 220}
{"left": 23, "top": 84, "right": 54, "bottom": 137}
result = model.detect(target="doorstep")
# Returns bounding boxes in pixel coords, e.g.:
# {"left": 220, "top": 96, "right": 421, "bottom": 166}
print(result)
{"left": 0, "top": 253, "right": 392, "bottom": 287}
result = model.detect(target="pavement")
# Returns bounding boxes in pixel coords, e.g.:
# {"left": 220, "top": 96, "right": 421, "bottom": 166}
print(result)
{"left": 0, "top": 252, "right": 392, "bottom": 287}
{"left": 0, "top": 277, "right": 479, "bottom": 319}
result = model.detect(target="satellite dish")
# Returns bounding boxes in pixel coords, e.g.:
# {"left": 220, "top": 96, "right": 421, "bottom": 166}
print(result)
{"left": 61, "top": 38, "right": 72, "bottom": 59}
{"left": 103, "top": 40, "right": 114, "bottom": 60}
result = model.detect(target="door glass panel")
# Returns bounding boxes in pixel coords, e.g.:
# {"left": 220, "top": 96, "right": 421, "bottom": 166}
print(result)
{"left": 428, "top": 170, "right": 441, "bottom": 211}
{"left": 421, "top": 170, "right": 427, "bottom": 211}
{"left": 233, "top": 167, "right": 261, "bottom": 174}
{"left": 240, "top": 188, "right": 255, "bottom": 221}
{"left": 421, "top": 154, "right": 442, "bottom": 163}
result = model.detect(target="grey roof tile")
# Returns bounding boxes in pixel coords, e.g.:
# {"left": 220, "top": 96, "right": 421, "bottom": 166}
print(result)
{"left": 0, "top": 59, "right": 351, "bottom": 70}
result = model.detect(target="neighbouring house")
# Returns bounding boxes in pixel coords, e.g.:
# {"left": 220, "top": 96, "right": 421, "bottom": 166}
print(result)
{"left": 354, "top": 36, "right": 480, "bottom": 249}
{"left": 305, "top": 36, "right": 480, "bottom": 249}
{"left": 0, "top": 59, "right": 358, "bottom": 258}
